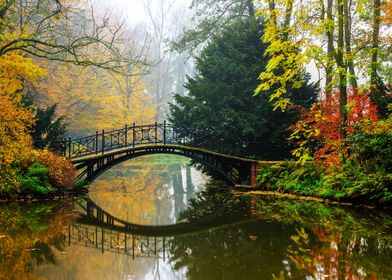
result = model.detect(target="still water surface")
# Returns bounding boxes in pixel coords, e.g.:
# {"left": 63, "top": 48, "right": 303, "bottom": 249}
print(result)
{"left": 0, "top": 155, "right": 391, "bottom": 280}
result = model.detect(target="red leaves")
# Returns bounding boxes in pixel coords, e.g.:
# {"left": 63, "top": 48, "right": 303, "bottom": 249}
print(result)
{"left": 290, "top": 89, "right": 379, "bottom": 166}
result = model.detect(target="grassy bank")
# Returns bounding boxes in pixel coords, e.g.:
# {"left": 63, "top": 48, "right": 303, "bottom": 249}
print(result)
{"left": 256, "top": 160, "right": 391, "bottom": 206}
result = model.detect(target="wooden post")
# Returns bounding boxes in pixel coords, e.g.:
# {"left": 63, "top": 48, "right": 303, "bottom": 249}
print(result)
{"left": 63, "top": 139, "right": 67, "bottom": 157}
{"left": 132, "top": 235, "right": 135, "bottom": 259}
{"left": 102, "top": 130, "right": 105, "bottom": 155}
{"left": 68, "top": 224, "right": 71, "bottom": 246}
{"left": 102, "top": 228, "right": 105, "bottom": 253}
{"left": 163, "top": 237, "right": 166, "bottom": 261}
{"left": 163, "top": 121, "right": 166, "bottom": 144}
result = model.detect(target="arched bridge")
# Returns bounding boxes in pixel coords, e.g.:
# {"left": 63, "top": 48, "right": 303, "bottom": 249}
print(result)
{"left": 66, "top": 196, "right": 256, "bottom": 258}
{"left": 76, "top": 197, "right": 254, "bottom": 237}
{"left": 60, "top": 122, "right": 262, "bottom": 185}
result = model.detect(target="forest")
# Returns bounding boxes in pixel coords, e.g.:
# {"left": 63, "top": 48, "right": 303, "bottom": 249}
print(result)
{"left": 0, "top": 0, "right": 391, "bottom": 204}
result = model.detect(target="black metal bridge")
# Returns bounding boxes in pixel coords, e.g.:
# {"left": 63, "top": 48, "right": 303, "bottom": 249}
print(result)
{"left": 76, "top": 197, "right": 253, "bottom": 236}
{"left": 58, "top": 122, "right": 260, "bottom": 185}
{"left": 66, "top": 223, "right": 170, "bottom": 259}
{"left": 67, "top": 196, "right": 254, "bottom": 258}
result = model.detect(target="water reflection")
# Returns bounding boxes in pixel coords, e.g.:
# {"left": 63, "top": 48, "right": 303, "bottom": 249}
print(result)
{"left": 0, "top": 155, "right": 391, "bottom": 280}
{"left": 88, "top": 155, "right": 208, "bottom": 226}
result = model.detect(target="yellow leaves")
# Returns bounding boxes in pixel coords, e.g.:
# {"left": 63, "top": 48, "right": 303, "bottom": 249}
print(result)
{"left": 0, "top": 52, "right": 46, "bottom": 95}
{"left": 254, "top": 82, "right": 270, "bottom": 94}
{"left": 0, "top": 52, "right": 44, "bottom": 190}
{"left": 0, "top": 94, "right": 33, "bottom": 189}
{"left": 265, "top": 54, "right": 284, "bottom": 72}
{"left": 35, "top": 60, "right": 157, "bottom": 133}
{"left": 382, "top": 1, "right": 392, "bottom": 25}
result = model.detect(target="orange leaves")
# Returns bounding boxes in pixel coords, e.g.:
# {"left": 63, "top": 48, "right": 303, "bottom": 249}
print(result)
{"left": 0, "top": 52, "right": 45, "bottom": 190}
{"left": 30, "top": 149, "right": 76, "bottom": 189}
{"left": 290, "top": 90, "right": 379, "bottom": 166}
{"left": 382, "top": 1, "right": 392, "bottom": 25}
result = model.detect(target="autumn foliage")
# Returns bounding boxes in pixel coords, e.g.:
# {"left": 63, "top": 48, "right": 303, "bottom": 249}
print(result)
{"left": 30, "top": 150, "right": 76, "bottom": 189}
{"left": 0, "top": 52, "right": 76, "bottom": 193}
{"left": 0, "top": 52, "right": 44, "bottom": 191}
{"left": 290, "top": 90, "right": 379, "bottom": 166}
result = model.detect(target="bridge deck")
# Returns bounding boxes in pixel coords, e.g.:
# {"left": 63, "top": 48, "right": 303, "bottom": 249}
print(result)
{"left": 70, "top": 144, "right": 262, "bottom": 164}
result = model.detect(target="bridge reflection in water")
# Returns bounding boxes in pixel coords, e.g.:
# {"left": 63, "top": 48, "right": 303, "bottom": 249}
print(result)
{"left": 67, "top": 224, "right": 170, "bottom": 260}
{"left": 66, "top": 191, "right": 257, "bottom": 260}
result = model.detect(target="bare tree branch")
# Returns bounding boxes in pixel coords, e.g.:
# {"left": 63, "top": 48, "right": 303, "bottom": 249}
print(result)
{"left": 0, "top": 0, "right": 153, "bottom": 76}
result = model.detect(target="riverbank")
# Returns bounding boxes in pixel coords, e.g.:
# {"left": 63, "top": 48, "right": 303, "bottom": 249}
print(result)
{"left": 235, "top": 190, "right": 392, "bottom": 211}
{"left": 0, "top": 149, "right": 83, "bottom": 200}
{"left": 0, "top": 187, "right": 89, "bottom": 202}
{"left": 255, "top": 160, "right": 391, "bottom": 207}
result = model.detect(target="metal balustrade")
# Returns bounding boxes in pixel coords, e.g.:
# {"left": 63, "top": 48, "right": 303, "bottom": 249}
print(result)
{"left": 57, "top": 121, "right": 194, "bottom": 159}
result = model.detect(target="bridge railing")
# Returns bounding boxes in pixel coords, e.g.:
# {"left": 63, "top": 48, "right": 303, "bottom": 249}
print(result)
{"left": 56, "top": 121, "right": 194, "bottom": 159}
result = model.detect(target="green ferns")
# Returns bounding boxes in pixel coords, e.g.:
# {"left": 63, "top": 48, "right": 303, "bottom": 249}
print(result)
{"left": 17, "top": 163, "right": 55, "bottom": 195}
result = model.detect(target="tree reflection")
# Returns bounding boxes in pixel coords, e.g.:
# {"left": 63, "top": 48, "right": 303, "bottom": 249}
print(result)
{"left": 255, "top": 198, "right": 392, "bottom": 279}
{"left": 168, "top": 195, "right": 392, "bottom": 280}
{"left": 0, "top": 201, "right": 74, "bottom": 280}
{"left": 88, "top": 155, "right": 208, "bottom": 225}
{"left": 168, "top": 190, "right": 294, "bottom": 280}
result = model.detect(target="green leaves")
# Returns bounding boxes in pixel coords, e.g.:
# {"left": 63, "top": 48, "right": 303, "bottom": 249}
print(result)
{"left": 170, "top": 19, "right": 317, "bottom": 159}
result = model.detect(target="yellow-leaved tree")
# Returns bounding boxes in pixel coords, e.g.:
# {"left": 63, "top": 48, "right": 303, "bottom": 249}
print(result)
{"left": 34, "top": 61, "right": 157, "bottom": 133}
{"left": 0, "top": 52, "right": 46, "bottom": 190}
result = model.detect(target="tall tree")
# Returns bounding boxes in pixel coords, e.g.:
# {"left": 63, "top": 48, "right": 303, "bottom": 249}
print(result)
{"left": 31, "top": 104, "right": 66, "bottom": 152}
{"left": 170, "top": 19, "right": 318, "bottom": 159}
{"left": 256, "top": 0, "right": 392, "bottom": 137}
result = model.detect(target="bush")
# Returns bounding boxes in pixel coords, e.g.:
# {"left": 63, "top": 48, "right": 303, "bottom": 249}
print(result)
{"left": 257, "top": 162, "right": 328, "bottom": 196}
{"left": 257, "top": 159, "right": 391, "bottom": 204}
{"left": 324, "top": 164, "right": 392, "bottom": 204}
{"left": 32, "top": 149, "right": 76, "bottom": 189}
{"left": 347, "top": 132, "right": 392, "bottom": 173}
{"left": 75, "top": 179, "right": 87, "bottom": 189}
{"left": 17, "top": 163, "right": 54, "bottom": 194}
{"left": 258, "top": 104, "right": 392, "bottom": 205}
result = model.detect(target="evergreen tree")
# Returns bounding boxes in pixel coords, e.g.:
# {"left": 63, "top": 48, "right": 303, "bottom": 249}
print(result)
{"left": 32, "top": 104, "right": 67, "bottom": 152}
{"left": 170, "top": 19, "right": 318, "bottom": 159}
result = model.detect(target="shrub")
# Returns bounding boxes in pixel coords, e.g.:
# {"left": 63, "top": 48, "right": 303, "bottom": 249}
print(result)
{"left": 75, "top": 179, "right": 87, "bottom": 189}
{"left": 347, "top": 132, "right": 392, "bottom": 173}
{"left": 33, "top": 150, "right": 76, "bottom": 189}
{"left": 17, "top": 163, "right": 54, "bottom": 194}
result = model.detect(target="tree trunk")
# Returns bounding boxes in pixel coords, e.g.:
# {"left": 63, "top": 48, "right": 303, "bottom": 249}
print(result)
{"left": 247, "top": 0, "right": 255, "bottom": 17}
{"left": 325, "top": 0, "right": 335, "bottom": 98}
{"left": 337, "top": 0, "right": 347, "bottom": 138}
{"left": 343, "top": 0, "right": 358, "bottom": 93}
{"left": 283, "top": 0, "right": 294, "bottom": 40}
{"left": 268, "top": 0, "right": 277, "bottom": 25}
{"left": 370, "top": 0, "right": 381, "bottom": 90}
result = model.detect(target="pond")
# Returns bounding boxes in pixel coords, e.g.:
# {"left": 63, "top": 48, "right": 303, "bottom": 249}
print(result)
{"left": 0, "top": 155, "right": 391, "bottom": 280}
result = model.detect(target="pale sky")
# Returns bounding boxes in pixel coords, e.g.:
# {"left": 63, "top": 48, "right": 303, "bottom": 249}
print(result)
{"left": 98, "top": 0, "right": 321, "bottom": 85}
{"left": 100, "top": 0, "right": 192, "bottom": 26}
{"left": 101, "top": 0, "right": 145, "bottom": 25}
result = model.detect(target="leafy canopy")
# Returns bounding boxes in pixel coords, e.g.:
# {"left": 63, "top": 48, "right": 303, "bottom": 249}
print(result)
{"left": 170, "top": 19, "right": 318, "bottom": 159}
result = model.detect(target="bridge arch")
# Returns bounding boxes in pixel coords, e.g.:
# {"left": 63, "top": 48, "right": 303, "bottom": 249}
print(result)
{"left": 73, "top": 144, "right": 255, "bottom": 185}
{"left": 76, "top": 197, "right": 254, "bottom": 236}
